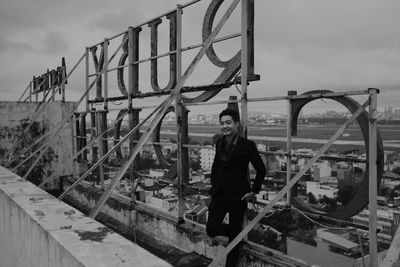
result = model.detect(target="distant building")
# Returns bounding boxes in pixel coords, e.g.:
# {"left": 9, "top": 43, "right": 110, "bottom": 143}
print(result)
{"left": 185, "top": 205, "right": 208, "bottom": 224}
{"left": 331, "top": 162, "right": 351, "bottom": 177}
{"left": 257, "top": 143, "right": 266, "bottom": 152}
{"left": 287, "top": 229, "right": 387, "bottom": 267}
{"left": 337, "top": 169, "right": 352, "bottom": 181}
{"left": 351, "top": 208, "right": 394, "bottom": 237}
{"left": 149, "top": 169, "right": 165, "bottom": 178}
{"left": 200, "top": 146, "right": 215, "bottom": 171}
{"left": 313, "top": 161, "right": 332, "bottom": 181}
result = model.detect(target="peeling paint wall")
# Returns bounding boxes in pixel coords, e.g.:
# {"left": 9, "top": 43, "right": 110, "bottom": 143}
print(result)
{"left": 0, "top": 166, "right": 171, "bottom": 267}
{"left": 0, "top": 101, "right": 75, "bottom": 189}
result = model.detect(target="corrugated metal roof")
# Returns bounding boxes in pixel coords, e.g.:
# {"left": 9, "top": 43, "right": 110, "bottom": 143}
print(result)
{"left": 317, "top": 230, "right": 358, "bottom": 250}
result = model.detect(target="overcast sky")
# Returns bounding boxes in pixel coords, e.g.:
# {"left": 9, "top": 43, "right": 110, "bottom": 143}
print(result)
{"left": 0, "top": 0, "right": 399, "bottom": 115}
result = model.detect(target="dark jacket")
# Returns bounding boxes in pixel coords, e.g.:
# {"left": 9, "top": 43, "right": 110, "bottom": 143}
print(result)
{"left": 209, "top": 136, "right": 266, "bottom": 200}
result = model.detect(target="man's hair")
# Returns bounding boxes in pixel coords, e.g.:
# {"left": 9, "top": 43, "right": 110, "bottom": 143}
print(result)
{"left": 219, "top": 108, "right": 240, "bottom": 122}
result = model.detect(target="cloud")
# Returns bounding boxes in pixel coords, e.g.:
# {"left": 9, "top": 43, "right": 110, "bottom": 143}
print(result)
{"left": 90, "top": 8, "right": 147, "bottom": 33}
{"left": 0, "top": 36, "right": 36, "bottom": 53}
{"left": 0, "top": 1, "right": 44, "bottom": 34}
{"left": 0, "top": 0, "right": 399, "bottom": 114}
{"left": 256, "top": 0, "right": 400, "bottom": 51}
{"left": 43, "top": 32, "right": 69, "bottom": 54}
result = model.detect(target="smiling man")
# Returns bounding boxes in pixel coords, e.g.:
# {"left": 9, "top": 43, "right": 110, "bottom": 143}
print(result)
{"left": 206, "top": 108, "right": 266, "bottom": 267}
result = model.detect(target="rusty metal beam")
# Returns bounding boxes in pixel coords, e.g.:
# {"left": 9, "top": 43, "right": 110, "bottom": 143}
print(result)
{"left": 368, "top": 88, "right": 379, "bottom": 267}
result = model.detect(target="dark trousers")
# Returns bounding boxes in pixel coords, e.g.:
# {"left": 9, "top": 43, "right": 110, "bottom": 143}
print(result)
{"left": 206, "top": 193, "right": 247, "bottom": 267}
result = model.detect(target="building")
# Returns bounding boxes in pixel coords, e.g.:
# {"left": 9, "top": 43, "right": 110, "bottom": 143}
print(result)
{"left": 306, "top": 181, "right": 338, "bottom": 200}
{"left": 200, "top": 145, "right": 215, "bottom": 171}
{"left": 287, "top": 228, "right": 387, "bottom": 267}
{"left": 312, "top": 161, "right": 331, "bottom": 180}
{"left": 351, "top": 208, "right": 394, "bottom": 237}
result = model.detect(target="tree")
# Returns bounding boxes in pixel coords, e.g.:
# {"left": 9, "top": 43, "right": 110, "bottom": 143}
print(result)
{"left": 353, "top": 166, "right": 363, "bottom": 174}
{"left": 203, "top": 140, "right": 212, "bottom": 146}
{"left": 308, "top": 192, "right": 317, "bottom": 204}
{"left": 337, "top": 185, "right": 355, "bottom": 205}
{"left": 190, "top": 159, "right": 201, "bottom": 171}
{"left": 393, "top": 167, "right": 400, "bottom": 176}
{"left": 320, "top": 195, "right": 337, "bottom": 209}
{"left": 190, "top": 139, "right": 200, "bottom": 146}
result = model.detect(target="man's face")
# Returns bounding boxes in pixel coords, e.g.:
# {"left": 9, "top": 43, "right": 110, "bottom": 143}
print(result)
{"left": 220, "top": 115, "right": 239, "bottom": 136}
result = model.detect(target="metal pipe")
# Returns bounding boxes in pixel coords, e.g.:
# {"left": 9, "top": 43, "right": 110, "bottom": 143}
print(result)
{"left": 286, "top": 91, "right": 296, "bottom": 204}
{"left": 182, "top": 89, "right": 371, "bottom": 106}
{"left": 103, "top": 39, "right": 109, "bottom": 110}
{"left": 176, "top": 4, "right": 185, "bottom": 222}
{"left": 85, "top": 47, "right": 90, "bottom": 112}
{"left": 368, "top": 88, "right": 379, "bottom": 267}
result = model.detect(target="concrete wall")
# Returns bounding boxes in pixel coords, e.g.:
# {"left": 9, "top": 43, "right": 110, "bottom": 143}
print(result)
{"left": 63, "top": 178, "right": 311, "bottom": 267}
{"left": 0, "top": 166, "right": 171, "bottom": 267}
{"left": 0, "top": 101, "right": 75, "bottom": 189}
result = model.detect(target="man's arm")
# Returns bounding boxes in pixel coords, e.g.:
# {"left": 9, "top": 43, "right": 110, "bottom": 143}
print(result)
{"left": 210, "top": 141, "right": 220, "bottom": 185}
{"left": 248, "top": 141, "right": 266, "bottom": 194}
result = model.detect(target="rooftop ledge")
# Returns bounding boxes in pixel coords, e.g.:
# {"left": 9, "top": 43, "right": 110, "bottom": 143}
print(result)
{"left": 0, "top": 165, "right": 171, "bottom": 267}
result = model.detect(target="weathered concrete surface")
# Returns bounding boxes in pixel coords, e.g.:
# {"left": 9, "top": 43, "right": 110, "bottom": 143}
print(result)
{"left": 0, "top": 101, "right": 75, "bottom": 189}
{"left": 0, "top": 166, "right": 171, "bottom": 267}
{"left": 63, "top": 178, "right": 312, "bottom": 267}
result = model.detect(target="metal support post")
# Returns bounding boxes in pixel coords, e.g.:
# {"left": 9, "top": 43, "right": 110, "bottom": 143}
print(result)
{"left": 90, "top": 106, "right": 97, "bottom": 164}
{"left": 286, "top": 91, "right": 296, "bottom": 204}
{"left": 127, "top": 27, "right": 142, "bottom": 184}
{"left": 176, "top": 5, "right": 186, "bottom": 223}
{"left": 29, "top": 81, "right": 32, "bottom": 102}
{"left": 103, "top": 39, "right": 109, "bottom": 110}
{"left": 34, "top": 77, "right": 38, "bottom": 102}
{"left": 129, "top": 109, "right": 141, "bottom": 170}
{"left": 368, "top": 88, "right": 379, "bottom": 267}
{"left": 42, "top": 75, "right": 46, "bottom": 103}
{"left": 70, "top": 114, "right": 77, "bottom": 178}
{"left": 61, "top": 66, "right": 66, "bottom": 102}
{"left": 96, "top": 111, "right": 105, "bottom": 189}
{"left": 128, "top": 27, "right": 135, "bottom": 183}
{"left": 85, "top": 48, "right": 90, "bottom": 112}
{"left": 80, "top": 113, "right": 87, "bottom": 162}
{"left": 240, "top": 0, "right": 248, "bottom": 137}
{"left": 75, "top": 113, "right": 82, "bottom": 162}
{"left": 240, "top": 0, "right": 250, "bottom": 242}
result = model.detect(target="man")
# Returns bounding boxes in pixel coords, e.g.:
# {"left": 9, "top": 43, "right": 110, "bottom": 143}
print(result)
{"left": 206, "top": 108, "right": 266, "bottom": 267}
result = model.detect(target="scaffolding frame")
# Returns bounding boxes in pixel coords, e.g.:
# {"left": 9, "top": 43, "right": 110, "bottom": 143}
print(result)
{"left": 10, "top": 0, "right": 386, "bottom": 266}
